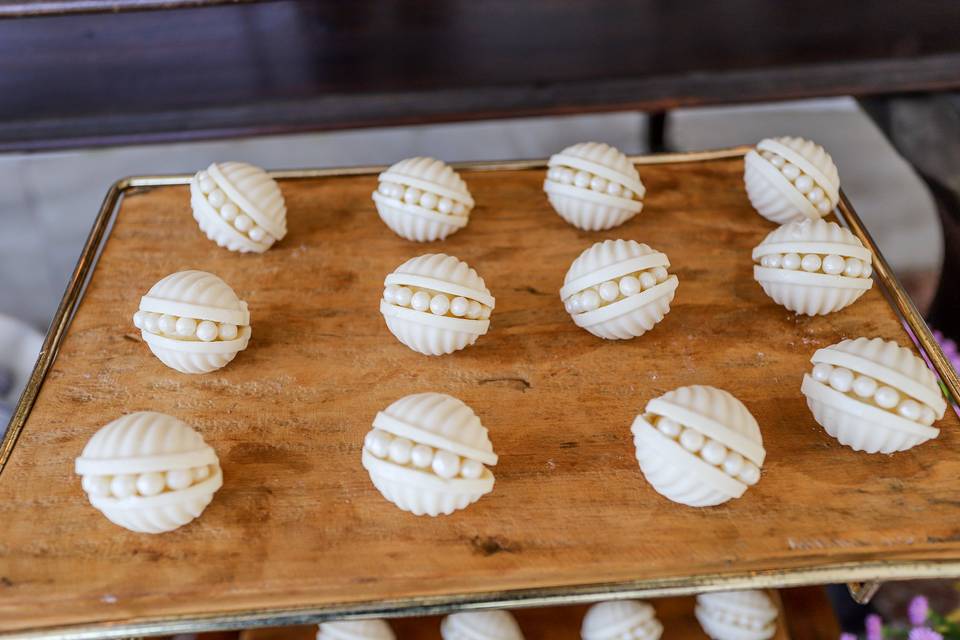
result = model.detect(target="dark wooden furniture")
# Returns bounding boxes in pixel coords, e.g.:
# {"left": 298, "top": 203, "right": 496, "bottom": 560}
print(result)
{"left": 4, "top": 0, "right": 960, "bottom": 151}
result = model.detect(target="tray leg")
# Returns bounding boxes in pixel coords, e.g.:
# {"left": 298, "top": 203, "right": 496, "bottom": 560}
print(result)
{"left": 847, "top": 580, "right": 882, "bottom": 604}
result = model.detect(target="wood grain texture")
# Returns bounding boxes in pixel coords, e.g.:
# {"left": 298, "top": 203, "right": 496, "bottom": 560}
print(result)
{"left": 240, "top": 594, "right": 791, "bottom": 640}
{"left": 0, "top": 157, "right": 957, "bottom": 634}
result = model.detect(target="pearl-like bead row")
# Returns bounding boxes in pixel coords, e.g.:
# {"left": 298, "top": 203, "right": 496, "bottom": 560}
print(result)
{"left": 810, "top": 362, "right": 937, "bottom": 425}
{"left": 196, "top": 171, "right": 273, "bottom": 244}
{"left": 564, "top": 266, "right": 670, "bottom": 315}
{"left": 134, "top": 310, "right": 241, "bottom": 342}
{"left": 364, "top": 428, "right": 486, "bottom": 480}
{"left": 649, "top": 413, "right": 761, "bottom": 486}
{"left": 759, "top": 150, "right": 833, "bottom": 214}
{"left": 81, "top": 464, "right": 215, "bottom": 499}
{"left": 383, "top": 285, "right": 492, "bottom": 320}
{"left": 547, "top": 166, "right": 637, "bottom": 200}
{"left": 377, "top": 181, "right": 469, "bottom": 217}
{"left": 703, "top": 609, "right": 769, "bottom": 631}
{"left": 757, "top": 252, "right": 871, "bottom": 279}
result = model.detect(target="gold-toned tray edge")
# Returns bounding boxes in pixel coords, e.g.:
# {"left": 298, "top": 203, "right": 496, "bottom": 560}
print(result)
{"left": 2, "top": 145, "right": 958, "bottom": 639}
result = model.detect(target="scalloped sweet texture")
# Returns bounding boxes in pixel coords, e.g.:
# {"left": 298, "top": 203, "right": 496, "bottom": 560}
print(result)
{"left": 316, "top": 620, "right": 396, "bottom": 640}
{"left": 802, "top": 337, "right": 945, "bottom": 454}
{"left": 374, "top": 156, "right": 474, "bottom": 242}
{"left": 581, "top": 600, "right": 663, "bottom": 640}
{"left": 441, "top": 611, "right": 525, "bottom": 640}
{"left": 135, "top": 270, "right": 251, "bottom": 374}
{"left": 752, "top": 218, "right": 873, "bottom": 316}
{"left": 380, "top": 254, "right": 494, "bottom": 356}
{"left": 362, "top": 393, "right": 497, "bottom": 516}
{"left": 190, "top": 161, "right": 287, "bottom": 254}
{"left": 544, "top": 142, "right": 645, "bottom": 231}
{"left": 560, "top": 239, "right": 678, "bottom": 340}
{"left": 695, "top": 590, "right": 778, "bottom": 640}
{"left": 74, "top": 412, "right": 222, "bottom": 534}
{"left": 632, "top": 386, "right": 764, "bottom": 508}
{"left": 743, "top": 136, "right": 839, "bottom": 224}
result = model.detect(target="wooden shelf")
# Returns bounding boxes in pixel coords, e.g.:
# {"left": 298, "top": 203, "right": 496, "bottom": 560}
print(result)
{"left": 0, "top": 150, "right": 956, "bottom": 638}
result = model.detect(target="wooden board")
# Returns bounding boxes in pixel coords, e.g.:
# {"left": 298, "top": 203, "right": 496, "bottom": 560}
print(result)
{"left": 1, "top": 154, "right": 958, "bottom": 636}
{"left": 239, "top": 593, "right": 792, "bottom": 640}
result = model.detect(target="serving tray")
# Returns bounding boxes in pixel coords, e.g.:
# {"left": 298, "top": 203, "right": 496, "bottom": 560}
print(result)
{"left": 1, "top": 148, "right": 958, "bottom": 639}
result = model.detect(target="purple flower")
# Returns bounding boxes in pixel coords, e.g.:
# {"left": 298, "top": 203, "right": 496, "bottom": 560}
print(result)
{"left": 865, "top": 613, "right": 883, "bottom": 640}
{"left": 908, "top": 628, "right": 942, "bottom": 640}
{"left": 908, "top": 595, "right": 930, "bottom": 626}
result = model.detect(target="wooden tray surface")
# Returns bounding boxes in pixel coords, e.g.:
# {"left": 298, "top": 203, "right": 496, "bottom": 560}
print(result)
{"left": 1, "top": 154, "right": 958, "bottom": 636}
{"left": 239, "top": 593, "right": 792, "bottom": 640}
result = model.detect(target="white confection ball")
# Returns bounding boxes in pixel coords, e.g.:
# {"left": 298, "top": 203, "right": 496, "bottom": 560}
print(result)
{"left": 165, "top": 468, "right": 194, "bottom": 491}
{"left": 811, "top": 363, "right": 833, "bottom": 383}
{"left": 142, "top": 313, "right": 160, "bottom": 333}
{"left": 639, "top": 272, "right": 657, "bottom": 289}
{"left": 781, "top": 163, "right": 800, "bottom": 180}
{"left": 920, "top": 406, "right": 937, "bottom": 426}
{"left": 199, "top": 177, "right": 215, "bottom": 194}
{"left": 207, "top": 189, "right": 226, "bottom": 208}
{"left": 700, "top": 439, "right": 728, "bottom": 465}
{"left": 898, "top": 399, "right": 922, "bottom": 422}
{"left": 794, "top": 174, "right": 815, "bottom": 193}
{"left": 196, "top": 320, "right": 219, "bottom": 342}
{"left": 430, "top": 294, "right": 451, "bottom": 316}
{"left": 816, "top": 199, "right": 832, "bottom": 214}
{"left": 82, "top": 475, "right": 112, "bottom": 496}
{"left": 822, "top": 254, "right": 846, "bottom": 275}
{"left": 432, "top": 450, "right": 461, "bottom": 479}
{"left": 394, "top": 286, "right": 412, "bottom": 306}
{"left": 782, "top": 253, "right": 801, "bottom": 270}
{"left": 466, "top": 300, "right": 482, "bottom": 319}
{"left": 844, "top": 258, "right": 863, "bottom": 278}
{"left": 460, "top": 459, "right": 484, "bottom": 479}
{"left": 722, "top": 451, "right": 744, "bottom": 477}
{"left": 557, "top": 168, "right": 574, "bottom": 184}
{"left": 480, "top": 305, "right": 491, "bottom": 319}
{"left": 193, "top": 465, "right": 212, "bottom": 481}
{"left": 590, "top": 176, "right": 608, "bottom": 191}
{"left": 656, "top": 415, "right": 681, "bottom": 438}
{"left": 136, "top": 472, "right": 166, "bottom": 496}
{"left": 452, "top": 201, "right": 467, "bottom": 216}
{"left": 175, "top": 316, "right": 197, "bottom": 337}
{"left": 619, "top": 275, "right": 641, "bottom": 296}
{"left": 419, "top": 192, "right": 438, "bottom": 210}
{"left": 383, "top": 285, "right": 398, "bottom": 304}
{"left": 770, "top": 155, "right": 785, "bottom": 168}
{"left": 234, "top": 214, "right": 253, "bottom": 232}
{"left": 388, "top": 437, "right": 414, "bottom": 465}
{"left": 158, "top": 314, "right": 178, "bottom": 334}
{"left": 852, "top": 375, "right": 877, "bottom": 398}
{"left": 679, "top": 428, "right": 705, "bottom": 453}
{"left": 828, "top": 367, "right": 854, "bottom": 393}
{"left": 220, "top": 202, "right": 239, "bottom": 221}
{"left": 410, "top": 444, "right": 434, "bottom": 468}
{"left": 580, "top": 289, "right": 600, "bottom": 312}
{"left": 249, "top": 227, "right": 267, "bottom": 243}
{"left": 132, "top": 310, "right": 145, "bottom": 329}
{"left": 573, "top": 170, "right": 591, "bottom": 188}
{"left": 598, "top": 281, "right": 620, "bottom": 302}
{"left": 862, "top": 262, "right": 872, "bottom": 278}
{"left": 450, "top": 296, "right": 469, "bottom": 317}
{"left": 739, "top": 462, "right": 761, "bottom": 485}
{"left": 411, "top": 291, "right": 431, "bottom": 312}
{"left": 807, "top": 187, "right": 825, "bottom": 202}
{"left": 403, "top": 187, "right": 422, "bottom": 205}
{"left": 765, "top": 254, "right": 783, "bottom": 268}
{"left": 874, "top": 386, "right": 900, "bottom": 409}
{"left": 110, "top": 474, "right": 137, "bottom": 498}
{"left": 606, "top": 181, "right": 623, "bottom": 197}
{"left": 800, "top": 254, "right": 822, "bottom": 272}
{"left": 652, "top": 266, "right": 668, "bottom": 282}
{"left": 438, "top": 197, "right": 454, "bottom": 214}
{"left": 365, "top": 429, "right": 392, "bottom": 458}
{"left": 218, "top": 323, "right": 239, "bottom": 341}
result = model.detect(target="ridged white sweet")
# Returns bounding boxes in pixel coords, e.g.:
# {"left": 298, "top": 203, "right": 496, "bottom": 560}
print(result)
{"left": 363, "top": 393, "right": 498, "bottom": 516}
{"left": 374, "top": 157, "right": 474, "bottom": 242}
{"left": 137, "top": 270, "right": 251, "bottom": 374}
{"left": 316, "top": 620, "right": 395, "bottom": 640}
{"left": 190, "top": 161, "right": 287, "bottom": 253}
{"left": 560, "top": 239, "right": 678, "bottom": 340}
{"left": 752, "top": 218, "right": 873, "bottom": 316}
{"left": 545, "top": 142, "right": 645, "bottom": 231}
{"left": 381, "top": 254, "right": 495, "bottom": 356}
{"left": 75, "top": 412, "right": 222, "bottom": 533}
{"left": 631, "top": 386, "right": 764, "bottom": 507}
{"left": 744, "top": 136, "right": 840, "bottom": 224}
{"left": 802, "top": 337, "right": 945, "bottom": 453}
{"left": 695, "top": 591, "right": 778, "bottom": 640}
{"left": 581, "top": 600, "right": 663, "bottom": 640}
{"left": 441, "top": 611, "right": 524, "bottom": 640}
